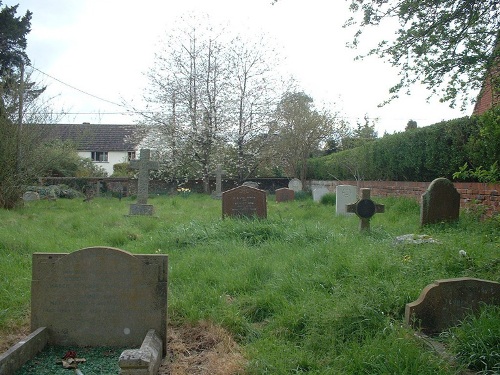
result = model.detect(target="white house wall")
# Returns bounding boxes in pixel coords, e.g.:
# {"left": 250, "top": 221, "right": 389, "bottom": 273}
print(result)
{"left": 78, "top": 151, "right": 130, "bottom": 176}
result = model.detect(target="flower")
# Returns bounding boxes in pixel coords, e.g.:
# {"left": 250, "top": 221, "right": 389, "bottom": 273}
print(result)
{"left": 459, "top": 250, "right": 467, "bottom": 257}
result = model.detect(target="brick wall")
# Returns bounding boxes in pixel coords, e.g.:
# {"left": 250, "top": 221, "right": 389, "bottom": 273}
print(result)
{"left": 309, "top": 180, "right": 500, "bottom": 217}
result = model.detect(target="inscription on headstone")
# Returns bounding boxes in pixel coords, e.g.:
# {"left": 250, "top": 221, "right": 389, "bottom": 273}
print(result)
{"left": 420, "top": 178, "right": 460, "bottom": 226}
{"left": 222, "top": 185, "right": 267, "bottom": 219}
{"left": 31, "top": 247, "right": 168, "bottom": 354}
{"left": 129, "top": 149, "right": 159, "bottom": 216}
{"left": 275, "top": 187, "right": 295, "bottom": 203}
{"left": 336, "top": 185, "right": 357, "bottom": 215}
{"left": 405, "top": 278, "right": 500, "bottom": 334}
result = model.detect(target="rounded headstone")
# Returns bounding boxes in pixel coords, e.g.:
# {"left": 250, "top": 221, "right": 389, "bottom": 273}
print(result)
{"left": 288, "top": 178, "right": 302, "bottom": 192}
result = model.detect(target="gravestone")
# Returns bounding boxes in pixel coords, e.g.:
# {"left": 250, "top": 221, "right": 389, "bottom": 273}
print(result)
{"left": 335, "top": 185, "right": 357, "bottom": 215}
{"left": 22, "top": 191, "right": 40, "bottom": 201}
{"left": 242, "top": 181, "right": 259, "bottom": 189}
{"left": 420, "top": 178, "right": 460, "bottom": 226}
{"left": 275, "top": 187, "right": 295, "bottom": 203}
{"left": 288, "top": 178, "right": 302, "bottom": 192}
{"left": 222, "top": 185, "right": 267, "bottom": 219}
{"left": 129, "top": 149, "right": 159, "bottom": 216}
{"left": 405, "top": 278, "right": 500, "bottom": 335}
{"left": 211, "top": 164, "right": 226, "bottom": 199}
{"left": 31, "top": 247, "right": 168, "bottom": 354}
{"left": 312, "top": 186, "right": 329, "bottom": 202}
{"left": 346, "top": 188, "right": 385, "bottom": 231}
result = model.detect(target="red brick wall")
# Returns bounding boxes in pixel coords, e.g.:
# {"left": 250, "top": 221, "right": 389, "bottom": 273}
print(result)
{"left": 309, "top": 180, "right": 500, "bottom": 217}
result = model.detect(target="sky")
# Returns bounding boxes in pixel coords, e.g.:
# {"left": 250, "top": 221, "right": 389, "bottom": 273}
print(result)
{"left": 6, "top": 0, "right": 476, "bottom": 135}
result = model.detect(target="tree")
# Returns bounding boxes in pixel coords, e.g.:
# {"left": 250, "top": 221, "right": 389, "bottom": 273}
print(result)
{"left": 271, "top": 92, "right": 339, "bottom": 184}
{"left": 406, "top": 119, "right": 418, "bottom": 131}
{"left": 345, "top": 0, "right": 500, "bottom": 109}
{"left": 341, "top": 115, "right": 378, "bottom": 150}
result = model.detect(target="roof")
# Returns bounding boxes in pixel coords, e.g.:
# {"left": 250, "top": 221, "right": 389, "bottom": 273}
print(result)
{"left": 34, "top": 124, "right": 144, "bottom": 151}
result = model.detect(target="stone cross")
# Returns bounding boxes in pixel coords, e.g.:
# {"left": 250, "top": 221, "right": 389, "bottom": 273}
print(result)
{"left": 212, "top": 164, "right": 226, "bottom": 199}
{"left": 346, "top": 188, "right": 385, "bottom": 231}
{"left": 130, "top": 149, "right": 159, "bottom": 205}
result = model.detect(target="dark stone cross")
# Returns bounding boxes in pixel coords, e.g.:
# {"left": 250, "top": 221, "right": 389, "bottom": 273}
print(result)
{"left": 346, "top": 188, "right": 385, "bottom": 231}
{"left": 129, "top": 149, "right": 159, "bottom": 215}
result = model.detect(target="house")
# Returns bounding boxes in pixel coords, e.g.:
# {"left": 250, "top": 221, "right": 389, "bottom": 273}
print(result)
{"left": 37, "top": 123, "right": 145, "bottom": 175}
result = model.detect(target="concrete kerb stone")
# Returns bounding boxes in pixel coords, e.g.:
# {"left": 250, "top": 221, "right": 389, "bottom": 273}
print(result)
{"left": 0, "top": 327, "right": 49, "bottom": 375}
{"left": 119, "top": 330, "right": 163, "bottom": 375}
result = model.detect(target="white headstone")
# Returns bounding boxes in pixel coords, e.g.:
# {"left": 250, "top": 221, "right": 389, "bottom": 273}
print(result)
{"left": 312, "top": 186, "right": 329, "bottom": 202}
{"left": 336, "top": 185, "right": 357, "bottom": 215}
{"left": 288, "top": 178, "right": 302, "bottom": 192}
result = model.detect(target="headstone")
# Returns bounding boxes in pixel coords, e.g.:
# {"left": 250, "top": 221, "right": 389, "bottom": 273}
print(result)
{"left": 22, "top": 191, "right": 40, "bottom": 201}
{"left": 211, "top": 164, "right": 226, "bottom": 199}
{"left": 222, "top": 185, "right": 267, "bottom": 219}
{"left": 242, "top": 181, "right": 259, "bottom": 189}
{"left": 405, "top": 278, "right": 500, "bottom": 335}
{"left": 31, "top": 247, "right": 168, "bottom": 354}
{"left": 335, "top": 185, "right": 357, "bottom": 215}
{"left": 312, "top": 186, "right": 329, "bottom": 202}
{"left": 288, "top": 178, "right": 302, "bottom": 192}
{"left": 129, "top": 149, "right": 159, "bottom": 216}
{"left": 346, "top": 188, "right": 385, "bottom": 231}
{"left": 420, "top": 178, "right": 460, "bottom": 226}
{"left": 275, "top": 187, "right": 294, "bottom": 203}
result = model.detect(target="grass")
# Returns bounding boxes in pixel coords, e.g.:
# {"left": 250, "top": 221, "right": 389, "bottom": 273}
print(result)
{"left": 1, "top": 193, "right": 499, "bottom": 374}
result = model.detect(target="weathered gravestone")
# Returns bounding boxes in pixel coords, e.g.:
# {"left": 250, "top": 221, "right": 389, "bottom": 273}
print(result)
{"left": 312, "top": 186, "right": 329, "bottom": 202}
{"left": 242, "top": 181, "right": 259, "bottom": 189}
{"left": 288, "top": 178, "right": 302, "bottom": 192}
{"left": 346, "top": 188, "right": 385, "bottom": 231}
{"left": 129, "top": 149, "right": 159, "bottom": 216}
{"left": 22, "top": 191, "right": 40, "bottom": 202}
{"left": 335, "top": 185, "right": 357, "bottom": 215}
{"left": 29, "top": 247, "right": 168, "bottom": 374}
{"left": 211, "top": 164, "right": 226, "bottom": 199}
{"left": 275, "top": 187, "right": 294, "bottom": 203}
{"left": 405, "top": 278, "right": 500, "bottom": 335}
{"left": 420, "top": 177, "right": 460, "bottom": 226}
{"left": 222, "top": 185, "right": 267, "bottom": 219}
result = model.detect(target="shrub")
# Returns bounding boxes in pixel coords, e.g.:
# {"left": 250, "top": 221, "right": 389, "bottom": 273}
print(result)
{"left": 320, "top": 193, "right": 336, "bottom": 206}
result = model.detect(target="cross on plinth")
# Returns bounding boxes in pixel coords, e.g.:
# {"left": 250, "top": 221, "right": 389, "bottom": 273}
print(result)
{"left": 129, "top": 149, "right": 159, "bottom": 215}
{"left": 211, "top": 164, "right": 226, "bottom": 199}
{"left": 346, "top": 188, "right": 385, "bottom": 231}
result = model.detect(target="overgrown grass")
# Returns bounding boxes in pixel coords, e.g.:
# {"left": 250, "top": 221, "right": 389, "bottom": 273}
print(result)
{"left": 1, "top": 194, "right": 499, "bottom": 374}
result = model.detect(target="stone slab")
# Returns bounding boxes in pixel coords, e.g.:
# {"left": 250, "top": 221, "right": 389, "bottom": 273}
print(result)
{"left": 0, "top": 327, "right": 49, "bottom": 375}
{"left": 31, "top": 247, "right": 168, "bottom": 354}
{"left": 129, "top": 204, "right": 155, "bottom": 216}
{"left": 288, "top": 178, "right": 302, "bottom": 192}
{"left": 275, "top": 188, "right": 294, "bottom": 203}
{"left": 119, "top": 329, "right": 162, "bottom": 375}
{"left": 312, "top": 186, "right": 329, "bottom": 202}
{"left": 222, "top": 185, "right": 267, "bottom": 219}
{"left": 405, "top": 277, "right": 500, "bottom": 334}
{"left": 420, "top": 178, "right": 460, "bottom": 226}
{"left": 335, "top": 185, "right": 357, "bottom": 215}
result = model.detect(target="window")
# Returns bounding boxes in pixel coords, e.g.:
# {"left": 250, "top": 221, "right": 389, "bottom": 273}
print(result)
{"left": 128, "top": 151, "right": 136, "bottom": 161}
{"left": 91, "top": 151, "right": 108, "bottom": 162}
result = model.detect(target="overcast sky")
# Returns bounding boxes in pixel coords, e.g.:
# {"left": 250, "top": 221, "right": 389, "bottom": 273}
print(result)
{"left": 6, "top": 0, "right": 476, "bottom": 134}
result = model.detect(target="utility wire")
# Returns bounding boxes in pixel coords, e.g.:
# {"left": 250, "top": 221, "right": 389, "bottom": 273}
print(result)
{"left": 30, "top": 65, "right": 126, "bottom": 108}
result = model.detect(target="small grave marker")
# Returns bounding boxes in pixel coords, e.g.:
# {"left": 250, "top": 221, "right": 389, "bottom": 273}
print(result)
{"left": 222, "top": 185, "right": 267, "bottom": 219}
{"left": 288, "top": 178, "right": 302, "bottom": 192}
{"left": 312, "top": 186, "right": 329, "bottom": 202}
{"left": 420, "top": 177, "right": 460, "bottom": 226}
{"left": 405, "top": 278, "right": 500, "bottom": 334}
{"left": 275, "top": 187, "right": 295, "bottom": 202}
{"left": 211, "top": 164, "right": 226, "bottom": 199}
{"left": 22, "top": 191, "right": 40, "bottom": 201}
{"left": 346, "top": 188, "right": 385, "bottom": 231}
{"left": 129, "top": 149, "right": 159, "bottom": 216}
{"left": 335, "top": 185, "right": 357, "bottom": 215}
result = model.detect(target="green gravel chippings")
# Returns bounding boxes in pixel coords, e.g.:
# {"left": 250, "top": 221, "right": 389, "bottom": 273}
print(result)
{"left": 16, "top": 346, "right": 127, "bottom": 375}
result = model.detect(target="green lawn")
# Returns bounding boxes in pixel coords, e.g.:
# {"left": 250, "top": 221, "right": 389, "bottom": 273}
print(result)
{"left": 1, "top": 194, "right": 499, "bottom": 374}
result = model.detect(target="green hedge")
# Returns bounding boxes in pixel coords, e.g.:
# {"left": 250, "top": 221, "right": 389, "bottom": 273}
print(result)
{"left": 308, "top": 116, "right": 485, "bottom": 181}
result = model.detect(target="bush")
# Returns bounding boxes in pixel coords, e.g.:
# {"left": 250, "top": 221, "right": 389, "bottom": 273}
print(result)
{"left": 320, "top": 193, "right": 336, "bottom": 206}
{"left": 294, "top": 191, "right": 311, "bottom": 201}
{"left": 24, "top": 185, "right": 82, "bottom": 199}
